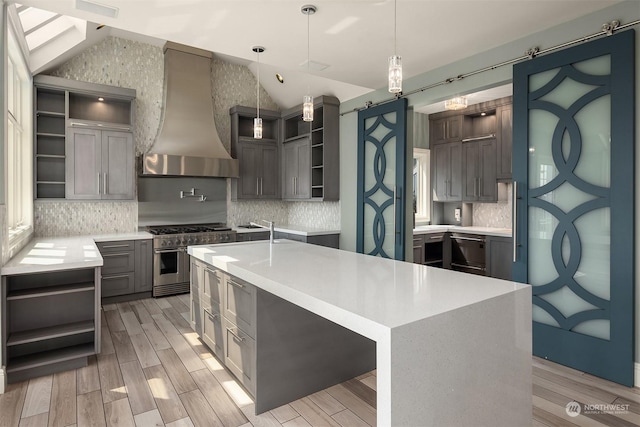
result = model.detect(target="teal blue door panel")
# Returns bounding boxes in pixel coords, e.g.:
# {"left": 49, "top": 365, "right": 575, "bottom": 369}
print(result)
{"left": 357, "top": 99, "right": 407, "bottom": 260}
{"left": 513, "top": 30, "right": 635, "bottom": 386}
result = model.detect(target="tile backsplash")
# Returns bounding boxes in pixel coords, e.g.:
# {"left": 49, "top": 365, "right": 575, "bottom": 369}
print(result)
{"left": 472, "top": 183, "right": 512, "bottom": 229}
{"left": 35, "top": 201, "right": 138, "bottom": 237}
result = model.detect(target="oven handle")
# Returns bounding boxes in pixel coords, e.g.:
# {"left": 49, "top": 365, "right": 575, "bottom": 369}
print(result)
{"left": 154, "top": 248, "right": 184, "bottom": 254}
{"left": 451, "top": 236, "right": 485, "bottom": 243}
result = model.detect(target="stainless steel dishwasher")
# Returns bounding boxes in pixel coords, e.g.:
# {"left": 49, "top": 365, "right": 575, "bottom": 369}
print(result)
{"left": 450, "top": 233, "right": 486, "bottom": 275}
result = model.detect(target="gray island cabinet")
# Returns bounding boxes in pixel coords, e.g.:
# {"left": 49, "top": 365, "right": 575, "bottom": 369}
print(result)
{"left": 189, "top": 240, "right": 532, "bottom": 426}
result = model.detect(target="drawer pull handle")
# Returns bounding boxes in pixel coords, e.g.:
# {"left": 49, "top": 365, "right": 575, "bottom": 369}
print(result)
{"left": 227, "top": 327, "right": 245, "bottom": 342}
{"left": 451, "top": 236, "right": 485, "bottom": 243}
{"left": 101, "top": 244, "right": 130, "bottom": 249}
{"left": 206, "top": 311, "right": 218, "bottom": 320}
{"left": 102, "top": 253, "right": 130, "bottom": 257}
{"left": 103, "top": 274, "right": 130, "bottom": 280}
{"left": 228, "top": 279, "right": 245, "bottom": 289}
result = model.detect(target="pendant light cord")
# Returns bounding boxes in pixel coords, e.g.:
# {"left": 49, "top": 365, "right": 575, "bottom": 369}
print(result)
{"left": 307, "top": 10, "right": 311, "bottom": 94}
{"left": 256, "top": 50, "right": 260, "bottom": 119}
{"left": 394, "top": 0, "right": 397, "bottom": 55}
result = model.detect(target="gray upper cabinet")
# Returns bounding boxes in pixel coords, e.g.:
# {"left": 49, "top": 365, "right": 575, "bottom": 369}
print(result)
{"left": 230, "top": 106, "right": 281, "bottom": 200}
{"left": 462, "top": 138, "right": 497, "bottom": 202}
{"left": 66, "top": 128, "right": 134, "bottom": 200}
{"left": 282, "top": 137, "right": 311, "bottom": 199}
{"left": 430, "top": 115, "right": 464, "bottom": 144}
{"left": 496, "top": 103, "right": 513, "bottom": 180}
{"left": 281, "top": 96, "right": 340, "bottom": 201}
{"left": 432, "top": 141, "right": 462, "bottom": 202}
{"left": 33, "top": 75, "right": 136, "bottom": 200}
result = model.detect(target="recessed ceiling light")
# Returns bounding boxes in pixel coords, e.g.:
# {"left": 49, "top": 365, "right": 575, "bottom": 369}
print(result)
{"left": 98, "top": 97, "right": 104, "bottom": 102}
{"left": 96, "top": 24, "right": 106, "bottom": 30}
{"left": 75, "top": 0, "right": 119, "bottom": 18}
{"left": 276, "top": 73, "right": 284, "bottom": 83}
{"left": 480, "top": 112, "right": 486, "bottom": 116}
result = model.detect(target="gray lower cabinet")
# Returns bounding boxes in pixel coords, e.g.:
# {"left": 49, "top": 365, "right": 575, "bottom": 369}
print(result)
{"left": 98, "top": 239, "right": 153, "bottom": 301}
{"left": 486, "top": 236, "right": 513, "bottom": 280}
{"left": 282, "top": 137, "right": 311, "bottom": 199}
{"left": 235, "top": 231, "right": 270, "bottom": 242}
{"left": 1, "top": 267, "right": 101, "bottom": 383}
{"left": 413, "top": 235, "right": 425, "bottom": 264}
{"left": 273, "top": 232, "right": 339, "bottom": 249}
{"left": 66, "top": 128, "right": 134, "bottom": 200}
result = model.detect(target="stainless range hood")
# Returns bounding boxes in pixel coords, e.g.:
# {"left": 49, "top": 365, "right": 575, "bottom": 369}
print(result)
{"left": 142, "top": 42, "right": 239, "bottom": 178}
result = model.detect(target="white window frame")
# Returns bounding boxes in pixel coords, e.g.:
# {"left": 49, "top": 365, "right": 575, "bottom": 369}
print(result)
{"left": 413, "top": 148, "right": 430, "bottom": 224}
{"left": 6, "top": 15, "right": 33, "bottom": 249}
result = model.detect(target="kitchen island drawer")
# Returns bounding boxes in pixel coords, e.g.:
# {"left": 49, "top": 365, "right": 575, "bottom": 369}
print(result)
{"left": 204, "top": 266, "right": 224, "bottom": 310}
{"left": 101, "top": 251, "right": 135, "bottom": 275}
{"left": 224, "top": 274, "right": 256, "bottom": 339}
{"left": 203, "top": 306, "right": 224, "bottom": 359}
{"left": 223, "top": 318, "right": 256, "bottom": 395}
{"left": 96, "top": 241, "right": 135, "bottom": 253}
{"left": 102, "top": 272, "right": 135, "bottom": 297}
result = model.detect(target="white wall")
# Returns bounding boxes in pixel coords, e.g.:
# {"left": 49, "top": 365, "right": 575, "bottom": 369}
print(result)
{"left": 339, "top": 1, "right": 640, "bottom": 365}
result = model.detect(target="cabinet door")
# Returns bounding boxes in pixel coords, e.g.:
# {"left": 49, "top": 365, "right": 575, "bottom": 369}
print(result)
{"left": 296, "top": 140, "right": 311, "bottom": 199}
{"left": 496, "top": 104, "right": 512, "bottom": 180}
{"left": 66, "top": 128, "right": 101, "bottom": 199}
{"left": 432, "top": 143, "right": 450, "bottom": 202}
{"left": 223, "top": 318, "right": 256, "bottom": 395}
{"left": 102, "top": 131, "right": 134, "bottom": 200}
{"left": 102, "top": 272, "right": 136, "bottom": 297}
{"left": 446, "top": 116, "right": 464, "bottom": 141}
{"left": 238, "top": 143, "right": 259, "bottom": 198}
{"left": 412, "top": 235, "right": 424, "bottom": 264}
{"left": 462, "top": 142, "right": 480, "bottom": 201}
{"left": 224, "top": 275, "right": 256, "bottom": 339}
{"left": 430, "top": 118, "right": 448, "bottom": 144}
{"left": 282, "top": 142, "right": 297, "bottom": 199}
{"left": 259, "top": 144, "right": 279, "bottom": 198}
{"left": 202, "top": 306, "right": 224, "bottom": 358}
{"left": 448, "top": 142, "right": 462, "bottom": 201}
{"left": 478, "top": 139, "right": 497, "bottom": 201}
{"left": 486, "top": 237, "right": 512, "bottom": 280}
{"left": 134, "top": 240, "right": 153, "bottom": 293}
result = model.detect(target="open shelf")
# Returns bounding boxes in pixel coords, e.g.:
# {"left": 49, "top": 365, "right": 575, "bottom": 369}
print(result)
{"left": 7, "top": 320, "right": 95, "bottom": 346}
{"left": 7, "top": 282, "right": 95, "bottom": 300}
{"left": 6, "top": 343, "right": 95, "bottom": 373}
{"left": 36, "top": 88, "right": 65, "bottom": 114}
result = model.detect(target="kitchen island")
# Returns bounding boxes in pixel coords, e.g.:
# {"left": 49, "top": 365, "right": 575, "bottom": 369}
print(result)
{"left": 188, "top": 240, "right": 531, "bottom": 426}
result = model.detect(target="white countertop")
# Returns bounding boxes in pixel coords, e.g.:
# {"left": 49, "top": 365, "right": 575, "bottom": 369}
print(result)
{"left": 2, "top": 232, "right": 152, "bottom": 276}
{"left": 234, "top": 224, "right": 340, "bottom": 237}
{"left": 414, "top": 225, "right": 512, "bottom": 237}
{"left": 188, "top": 240, "right": 527, "bottom": 340}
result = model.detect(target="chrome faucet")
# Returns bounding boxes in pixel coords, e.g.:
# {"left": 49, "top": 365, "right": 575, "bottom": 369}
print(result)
{"left": 250, "top": 220, "right": 275, "bottom": 243}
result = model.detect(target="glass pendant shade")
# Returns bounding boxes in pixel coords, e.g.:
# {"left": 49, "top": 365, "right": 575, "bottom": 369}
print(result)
{"left": 303, "top": 95, "right": 314, "bottom": 122}
{"left": 388, "top": 55, "right": 402, "bottom": 93}
{"left": 445, "top": 96, "right": 468, "bottom": 110}
{"left": 253, "top": 117, "right": 263, "bottom": 139}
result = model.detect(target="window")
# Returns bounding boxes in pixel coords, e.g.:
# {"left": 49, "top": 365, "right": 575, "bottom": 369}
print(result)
{"left": 7, "top": 23, "right": 33, "bottom": 245}
{"left": 413, "top": 148, "right": 430, "bottom": 224}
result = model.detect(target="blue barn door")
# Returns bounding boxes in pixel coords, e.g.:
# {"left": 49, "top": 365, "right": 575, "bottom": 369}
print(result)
{"left": 357, "top": 99, "right": 407, "bottom": 260}
{"left": 513, "top": 30, "right": 635, "bottom": 386}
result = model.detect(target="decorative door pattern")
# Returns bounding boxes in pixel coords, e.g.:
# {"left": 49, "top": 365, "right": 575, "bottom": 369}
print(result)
{"left": 357, "top": 99, "right": 407, "bottom": 260}
{"left": 513, "top": 30, "right": 635, "bottom": 386}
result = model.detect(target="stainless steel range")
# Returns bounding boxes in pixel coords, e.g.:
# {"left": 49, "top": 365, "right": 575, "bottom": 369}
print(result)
{"left": 147, "top": 223, "right": 236, "bottom": 297}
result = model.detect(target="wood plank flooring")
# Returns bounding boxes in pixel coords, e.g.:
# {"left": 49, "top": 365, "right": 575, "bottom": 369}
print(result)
{"left": 0, "top": 295, "right": 638, "bottom": 427}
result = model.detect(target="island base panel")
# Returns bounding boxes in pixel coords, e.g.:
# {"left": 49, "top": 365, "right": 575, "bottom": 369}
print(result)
{"left": 255, "top": 289, "right": 376, "bottom": 414}
{"left": 378, "top": 288, "right": 532, "bottom": 426}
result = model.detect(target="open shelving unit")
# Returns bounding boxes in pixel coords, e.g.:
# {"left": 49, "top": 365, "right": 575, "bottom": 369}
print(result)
{"left": 2, "top": 267, "right": 101, "bottom": 383}
{"left": 35, "top": 87, "right": 67, "bottom": 198}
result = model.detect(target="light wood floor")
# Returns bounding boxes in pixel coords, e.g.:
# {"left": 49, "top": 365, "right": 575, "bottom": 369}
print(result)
{"left": 0, "top": 295, "right": 638, "bottom": 427}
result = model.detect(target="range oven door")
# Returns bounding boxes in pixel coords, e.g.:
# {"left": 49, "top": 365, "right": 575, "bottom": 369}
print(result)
{"left": 153, "top": 247, "right": 190, "bottom": 287}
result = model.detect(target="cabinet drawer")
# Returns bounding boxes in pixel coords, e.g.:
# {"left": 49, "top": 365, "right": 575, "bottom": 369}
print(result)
{"left": 102, "top": 272, "right": 135, "bottom": 297}
{"left": 202, "top": 306, "right": 224, "bottom": 359}
{"left": 223, "top": 318, "right": 256, "bottom": 395}
{"left": 203, "top": 266, "right": 223, "bottom": 310}
{"left": 191, "top": 293, "right": 202, "bottom": 336}
{"left": 224, "top": 275, "right": 256, "bottom": 339}
{"left": 101, "top": 251, "right": 135, "bottom": 275}
{"left": 96, "top": 241, "right": 135, "bottom": 253}
{"left": 423, "top": 233, "right": 445, "bottom": 242}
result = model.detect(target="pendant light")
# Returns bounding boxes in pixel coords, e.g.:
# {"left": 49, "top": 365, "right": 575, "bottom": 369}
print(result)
{"left": 445, "top": 96, "right": 468, "bottom": 111}
{"left": 388, "top": 0, "right": 402, "bottom": 93}
{"left": 301, "top": 4, "right": 316, "bottom": 122}
{"left": 252, "top": 46, "right": 265, "bottom": 139}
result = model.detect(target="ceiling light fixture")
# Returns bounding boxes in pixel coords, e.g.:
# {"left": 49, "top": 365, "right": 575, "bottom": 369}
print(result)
{"left": 252, "top": 46, "right": 265, "bottom": 139}
{"left": 98, "top": 97, "right": 104, "bottom": 102}
{"left": 301, "top": 4, "right": 316, "bottom": 122}
{"left": 96, "top": 24, "right": 106, "bottom": 30}
{"left": 445, "top": 96, "right": 468, "bottom": 111}
{"left": 388, "top": 0, "right": 402, "bottom": 94}
{"left": 276, "top": 73, "right": 284, "bottom": 84}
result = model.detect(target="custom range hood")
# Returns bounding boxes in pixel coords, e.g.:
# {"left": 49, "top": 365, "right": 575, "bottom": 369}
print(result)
{"left": 142, "top": 42, "right": 239, "bottom": 178}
